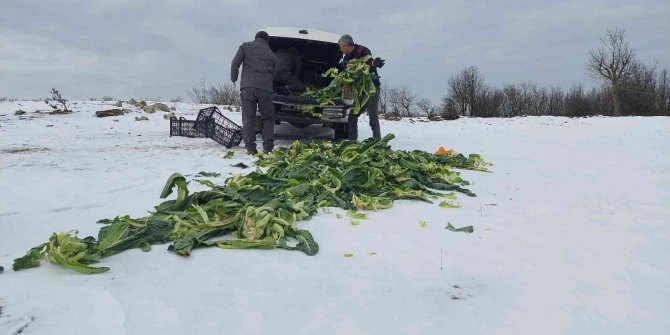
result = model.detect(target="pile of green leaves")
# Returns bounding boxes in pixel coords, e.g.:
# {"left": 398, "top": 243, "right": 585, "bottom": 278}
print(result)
{"left": 13, "top": 134, "right": 489, "bottom": 274}
{"left": 302, "top": 56, "right": 376, "bottom": 116}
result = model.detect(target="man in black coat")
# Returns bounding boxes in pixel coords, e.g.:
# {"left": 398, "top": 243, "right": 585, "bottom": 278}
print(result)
{"left": 231, "top": 31, "right": 277, "bottom": 154}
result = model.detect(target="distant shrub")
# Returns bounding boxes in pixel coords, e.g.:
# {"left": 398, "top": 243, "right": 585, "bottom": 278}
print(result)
{"left": 44, "top": 88, "right": 70, "bottom": 112}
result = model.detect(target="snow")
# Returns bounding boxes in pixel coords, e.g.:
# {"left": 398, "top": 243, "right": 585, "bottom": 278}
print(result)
{"left": 1, "top": 101, "right": 669, "bottom": 334}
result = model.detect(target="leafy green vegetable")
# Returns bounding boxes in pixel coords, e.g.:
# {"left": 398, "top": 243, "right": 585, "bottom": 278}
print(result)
{"left": 96, "top": 217, "right": 173, "bottom": 257}
{"left": 301, "top": 56, "right": 377, "bottom": 115}
{"left": 14, "top": 232, "right": 110, "bottom": 274}
{"left": 445, "top": 223, "right": 474, "bottom": 233}
{"left": 344, "top": 253, "right": 354, "bottom": 258}
{"left": 12, "top": 243, "right": 47, "bottom": 271}
{"left": 352, "top": 194, "right": 392, "bottom": 210}
{"left": 231, "top": 162, "right": 249, "bottom": 169}
{"left": 439, "top": 200, "right": 461, "bottom": 208}
{"left": 419, "top": 220, "right": 428, "bottom": 228}
{"left": 47, "top": 232, "right": 108, "bottom": 274}
{"left": 280, "top": 228, "right": 319, "bottom": 256}
{"left": 350, "top": 218, "right": 361, "bottom": 226}
{"left": 346, "top": 210, "right": 367, "bottom": 220}
{"left": 443, "top": 192, "right": 457, "bottom": 199}
{"left": 14, "top": 134, "right": 488, "bottom": 273}
{"left": 196, "top": 171, "right": 221, "bottom": 177}
{"left": 160, "top": 173, "right": 189, "bottom": 202}
{"left": 224, "top": 151, "right": 235, "bottom": 159}
{"left": 214, "top": 238, "right": 278, "bottom": 250}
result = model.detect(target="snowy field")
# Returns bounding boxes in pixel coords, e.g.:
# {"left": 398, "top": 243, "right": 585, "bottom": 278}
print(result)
{"left": 1, "top": 100, "right": 668, "bottom": 334}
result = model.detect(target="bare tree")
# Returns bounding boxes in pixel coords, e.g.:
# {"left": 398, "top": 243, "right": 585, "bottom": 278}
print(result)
{"left": 440, "top": 97, "right": 460, "bottom": 120}
{"left": 658, "top": 69, "right": 670, "bottom": 114}
{"left": 416, "top": 98, "right": 434, "bottom": 116}
{"left": 563, "top": 84, "right": 592, "bottom": 117}
{"left": 588, "top": 28, "right": 635, "bottom": 116}
{"left": 385, "top": 86, "right": 401, "bottom": 117}
{"left": 446, "top": 66, "right": 486, "bottom": 116}
{"left": 378, "top": 81, "right": 390, "bottom": 114}
{"left": 447, "top": 74, "right": 467, "bottom": 115}
{"left": 208, "top": 83, "right": 240, "bottom": 106}
{"left": 547, "top": 86, "right": 564, "bottom": 116}
{"left": 586, "top": 86, "right": 612, "bottom": 116}
{"left": 475, "top": 86, "right": 503, "bottom": 117}
{"left": 188, "top": 78, "right": 209, "bottom": 103}
{"left": 400, "top": 89, "right": 416, "bottom": 117}
{"left": 533, "top": 86, "right": 550, "bottom": 116}
{"left": 388, "top": 86, "right": 417, "bottom": 117}
{"left": 499, "top": 82, "right": 543, "bottom": 117}
{"left": 621, "top": 61, "right": 658, "bottom": 115}
{"left": 188, "top": 78, "right": 240, "bottom": 107}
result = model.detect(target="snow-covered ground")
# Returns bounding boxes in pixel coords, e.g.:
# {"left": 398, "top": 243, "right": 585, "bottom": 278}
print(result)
{"left": 1, "top": 101, "right": 668, "bottom": 334}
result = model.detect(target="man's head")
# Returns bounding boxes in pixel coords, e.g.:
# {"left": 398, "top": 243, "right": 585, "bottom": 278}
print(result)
{"left": 255, "top": 31, "right": 270, "bottom": 43}
{"left": 338, "top": 34, "right": 355, "bottom": 55}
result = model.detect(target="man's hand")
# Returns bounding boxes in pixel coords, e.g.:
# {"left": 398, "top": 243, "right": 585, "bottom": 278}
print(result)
{"left": 372, "top": 57, "right": 385, "bottom": 68}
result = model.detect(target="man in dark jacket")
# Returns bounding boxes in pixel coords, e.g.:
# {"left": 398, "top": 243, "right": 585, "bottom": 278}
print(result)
{"left": 274, "top": 47, "right": 306, "bottom": 93}
{"left": 338, "top": 34, "right": 385, "bottom": 140}
{"left": 231, "top": 31, "right": 277, "bottom": 154}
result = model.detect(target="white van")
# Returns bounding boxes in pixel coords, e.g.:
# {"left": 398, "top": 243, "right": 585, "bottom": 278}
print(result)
{"left": 265, "top": 27, "right": 364, "bottom": 140}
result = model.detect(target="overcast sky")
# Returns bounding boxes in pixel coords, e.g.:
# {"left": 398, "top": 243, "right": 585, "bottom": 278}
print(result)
{"left": 1, "top": 0, "right": 668, "bottom": 103}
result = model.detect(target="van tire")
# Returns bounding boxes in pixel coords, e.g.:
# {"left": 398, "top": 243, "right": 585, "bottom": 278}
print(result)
{"left": 332, "top": 123, "right": 349, "bottom": 141}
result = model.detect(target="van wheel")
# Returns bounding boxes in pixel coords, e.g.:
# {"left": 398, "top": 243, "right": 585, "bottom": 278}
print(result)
{"left": 332, "top": 123, "right": 349, "bottom": 141}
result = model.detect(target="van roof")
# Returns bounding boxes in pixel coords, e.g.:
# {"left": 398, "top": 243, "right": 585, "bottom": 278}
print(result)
{"left": 263, "top": 27, "right": 340, "bottom": 44}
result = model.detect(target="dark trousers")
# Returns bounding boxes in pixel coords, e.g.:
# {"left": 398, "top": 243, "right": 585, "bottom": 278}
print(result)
{"left": 347, "top": 88, "right": 381, "bottom": 141}
{"left": 240, "top": 87, "right": 274, "bottom": 152}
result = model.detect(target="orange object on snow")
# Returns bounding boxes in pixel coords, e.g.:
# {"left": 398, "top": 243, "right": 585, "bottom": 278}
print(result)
{"left": 436, "top": 146, "right": 456, "bottom": 156}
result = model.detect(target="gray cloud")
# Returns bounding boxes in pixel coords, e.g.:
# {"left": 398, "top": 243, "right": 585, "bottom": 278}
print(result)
{"left": 0, "top": 0, "right": 668, "bottom": 102}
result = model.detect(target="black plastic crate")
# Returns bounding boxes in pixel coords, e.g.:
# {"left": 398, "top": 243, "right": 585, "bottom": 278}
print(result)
{"left": 170, "top": 117, "right": 208, "bottom": 138}
{"left": 202, "top": 107, "right": 243, "bottom": 148}
{"left": 170, "top": 107, "right": 242, "bottom": 148}
{"left": 210, "top": 121, "right": 243, "bottom": 148}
